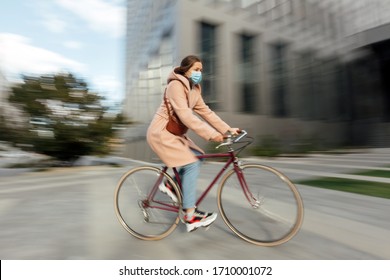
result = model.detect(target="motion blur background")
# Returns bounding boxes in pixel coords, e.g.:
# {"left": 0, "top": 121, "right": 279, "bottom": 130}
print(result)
{"left": 1, "top": 1, "right": 390, "bottom": 263}
{"left": 1, "top": 0, "right": 390, "bottom": 163}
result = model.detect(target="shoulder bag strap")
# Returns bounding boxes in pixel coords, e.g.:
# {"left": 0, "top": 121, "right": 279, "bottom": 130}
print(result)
{"left": 163, "top": 79, "right": 188, "bottom": 119}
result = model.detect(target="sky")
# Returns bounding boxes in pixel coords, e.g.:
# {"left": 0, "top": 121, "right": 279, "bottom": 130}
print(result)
{"left": 0, "top": 0, "right": 126, "bottom": 105}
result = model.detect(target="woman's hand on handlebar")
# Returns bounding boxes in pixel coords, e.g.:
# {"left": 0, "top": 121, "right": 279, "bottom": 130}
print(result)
{"left": 211, "top": 133, "right": 224, "bottom": 142}
{"left": 211, "top": 128, "right": 241, "bottom": 142}
{"left": 227, "top": 128, "right": 240, "bottom": 136}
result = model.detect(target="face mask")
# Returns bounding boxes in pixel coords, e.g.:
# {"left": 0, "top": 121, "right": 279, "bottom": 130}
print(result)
{"left": 190, "top": 71, "right": 202, "bottom": 84}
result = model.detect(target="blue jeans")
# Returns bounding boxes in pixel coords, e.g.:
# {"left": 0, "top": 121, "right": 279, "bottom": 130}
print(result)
{"left": 178, "top": 149, "right": 203, "bottom": 209}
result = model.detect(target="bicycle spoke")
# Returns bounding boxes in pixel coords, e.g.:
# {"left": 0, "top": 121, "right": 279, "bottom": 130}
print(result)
{"left": 218, "top": 164, "right": 303, "bottom": 246}
{"left": 114, "top": 166, "right": 181, "bottom": 240}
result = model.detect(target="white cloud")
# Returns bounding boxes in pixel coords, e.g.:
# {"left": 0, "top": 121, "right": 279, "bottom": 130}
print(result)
{"left": 41, "top": 14, "right": 68, "bottom": 33}
{"left": 0, "top": 33, "right": 86, "bottom": 80}
{"left": 64, "top": 40, "right": 83, "bottom": 49}
{"left": 91, "top": 75, "right": 124, "bottom": 102}
{"left": 55, "top": 0, "right": 126, "bottom": 38}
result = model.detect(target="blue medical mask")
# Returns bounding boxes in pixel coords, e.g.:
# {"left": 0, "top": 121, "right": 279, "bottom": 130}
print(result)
{"left": 190, "top": 71, "right": 202, "bottom": 84}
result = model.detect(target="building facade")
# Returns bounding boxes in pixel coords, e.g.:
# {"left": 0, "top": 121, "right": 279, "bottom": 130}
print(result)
{"left": 123, "top": 0, "right": 390, "bottom": 161}
{"left": 0, "top": 70, "right": 12, "bottom": 122}
{"left": 0, "top": 70, "right": 7, "bottom": 111}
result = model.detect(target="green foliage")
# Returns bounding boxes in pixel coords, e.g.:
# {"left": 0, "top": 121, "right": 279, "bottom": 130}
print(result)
{"left": 352, "top": 170, "right": 390, "bottom": 179}
{"left": 296, "top": 177, "right": 390, "bottom": 199}
{"left": 252, "top": 135, "right": 281, "bottom": 157}
{"left": 3, "top": 73, "right": 127, "bottom": 162}
{"left": 251, "top": 134, "right": 322, "bottom": 157}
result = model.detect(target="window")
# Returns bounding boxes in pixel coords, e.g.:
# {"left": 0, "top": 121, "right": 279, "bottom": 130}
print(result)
{"left": 269, "top": 42, "right": 288, "bottom": 117}
{"left": 239, "top": 34, "right": 258, "bottom": 113}
{"left": 297, "top": 52, "right": 315, "bottom": 119}
{"left": 200, "top": 22, "right": 218, "bottom": 108}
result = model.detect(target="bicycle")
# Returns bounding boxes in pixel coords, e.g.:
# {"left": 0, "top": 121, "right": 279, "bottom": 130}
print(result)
{"left": 114, "top": 130, "right": 304, "bottom": 246}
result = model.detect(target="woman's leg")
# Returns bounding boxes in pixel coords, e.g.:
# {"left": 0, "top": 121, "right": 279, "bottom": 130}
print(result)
{"left": 179, "top": 150, "right": 217, "bottom": 231}
{"left": 179, "top": 150, "right": 202, "bottom": 210}
{"left": 179, "top": 149, "right": 217, "bottom": 232}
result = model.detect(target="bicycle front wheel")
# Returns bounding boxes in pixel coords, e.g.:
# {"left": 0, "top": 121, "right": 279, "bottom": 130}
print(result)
{"left": 114, "top": 166, "right": 181, "bottom": 241}
{"left": 217, "top": 164, "right": 304, "bottom": 246}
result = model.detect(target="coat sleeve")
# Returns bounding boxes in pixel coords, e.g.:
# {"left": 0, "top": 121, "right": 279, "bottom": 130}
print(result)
{"left": 193, "top": 93, "right": 231, "bottom": 135}
{"left": 167, "top": 81, "right": 221, "bottom": 140}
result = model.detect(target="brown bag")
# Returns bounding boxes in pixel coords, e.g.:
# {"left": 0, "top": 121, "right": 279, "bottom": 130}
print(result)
{"left": 164, "top": 89, "right": 188, "bottom": 136}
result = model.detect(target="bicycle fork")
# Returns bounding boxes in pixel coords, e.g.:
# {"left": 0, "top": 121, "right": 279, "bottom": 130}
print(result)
{"left": 234, "top": 163, "right": 263, "bottom": 209}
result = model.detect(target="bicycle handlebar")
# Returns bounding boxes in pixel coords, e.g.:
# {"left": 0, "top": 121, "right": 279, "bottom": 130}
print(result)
{"left": 216, "top": 130, "right": 248, "bottom": 149}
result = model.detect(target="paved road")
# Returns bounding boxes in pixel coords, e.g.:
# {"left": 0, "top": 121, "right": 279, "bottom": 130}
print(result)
{"left": 0, "top": 149, "right": 389, "bottom": 260}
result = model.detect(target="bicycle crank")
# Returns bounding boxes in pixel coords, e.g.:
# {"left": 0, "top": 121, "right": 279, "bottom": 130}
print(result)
{"left": 251, "top": 194, "right": 265, "bottom": 209}
{"left": 138, "top": 200, "right": 150, "bottom": 222}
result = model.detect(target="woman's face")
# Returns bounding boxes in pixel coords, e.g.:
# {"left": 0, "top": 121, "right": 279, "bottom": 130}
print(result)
{"left": 185, "top": 62, "right": 203, "bottom": 78}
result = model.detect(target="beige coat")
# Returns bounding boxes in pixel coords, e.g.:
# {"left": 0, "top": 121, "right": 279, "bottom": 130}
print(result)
{"left": 146, "top": 68, "right": 231, "bottom": 167}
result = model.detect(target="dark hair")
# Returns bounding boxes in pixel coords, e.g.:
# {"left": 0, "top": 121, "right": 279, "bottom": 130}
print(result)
{"left": 175, "top": 55, "right": 202, "bottom": 75}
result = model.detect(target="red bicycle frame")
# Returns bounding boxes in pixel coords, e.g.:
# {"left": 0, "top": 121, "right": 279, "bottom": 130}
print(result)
{"left": 146, "top": 148, "right": 253, "bottom": 212}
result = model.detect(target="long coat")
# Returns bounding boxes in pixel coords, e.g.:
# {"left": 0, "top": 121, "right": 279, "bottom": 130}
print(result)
{"left": 146, "top": 68, "right": 231, "bottom": 167}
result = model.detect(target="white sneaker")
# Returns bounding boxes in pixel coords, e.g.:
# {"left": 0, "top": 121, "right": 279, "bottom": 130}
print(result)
{"left": 184, "top": 209, "right": 217, "bottom": 232}
{"left": 158, "top": 181, "right": 178, "bottom": 203}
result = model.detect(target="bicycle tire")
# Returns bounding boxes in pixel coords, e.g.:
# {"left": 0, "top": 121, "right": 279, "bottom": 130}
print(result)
{"left": 114, "top": 166, "right": 182, "bottom": 241}
{"left": 217, "top": 163, "right": 304, "bottom": 246}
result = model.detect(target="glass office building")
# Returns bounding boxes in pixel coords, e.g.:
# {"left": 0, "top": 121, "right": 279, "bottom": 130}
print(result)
{"left": 123, "top": 0, "right": 390, "bottom": 161}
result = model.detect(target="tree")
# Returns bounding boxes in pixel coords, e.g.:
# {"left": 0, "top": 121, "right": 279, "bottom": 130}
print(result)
{"left": 6, "top": 73, "right": 126, "bottom": 162}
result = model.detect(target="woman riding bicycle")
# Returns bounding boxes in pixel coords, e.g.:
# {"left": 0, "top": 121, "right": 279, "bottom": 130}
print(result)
{"left": 146, "top": 55, "right": 239, "bottom": 232}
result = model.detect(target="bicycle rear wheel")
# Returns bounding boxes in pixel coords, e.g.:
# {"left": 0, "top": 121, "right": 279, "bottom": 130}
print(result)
{"left": 217, "top": 164, "right": 303, "bottom": 246}
{"left": 114, "top": 166, "right": 181, "bottom": 241}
